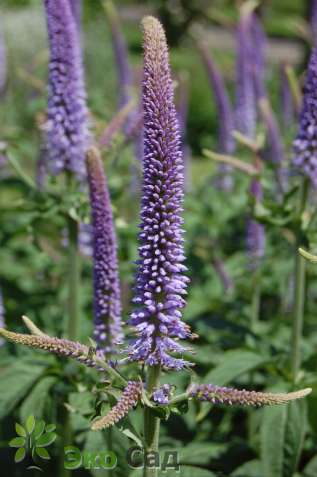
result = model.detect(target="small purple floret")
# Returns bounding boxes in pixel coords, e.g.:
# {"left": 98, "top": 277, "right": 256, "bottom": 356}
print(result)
{"left": 152, "top": 384, "right": 172, "bottom": 405}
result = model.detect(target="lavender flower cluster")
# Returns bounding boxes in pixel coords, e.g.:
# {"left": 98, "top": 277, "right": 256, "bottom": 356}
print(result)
{"left": 293, "top": 45, "right": 317, "bottom": 187}
{"left": 44, "top": 0, "right": 89, "bottom": 179}
{"left": 128, "top": 17, "right": 192, "bottom": 370}
{"left": 87, "top": 147, "right": 123, "bottom": 354}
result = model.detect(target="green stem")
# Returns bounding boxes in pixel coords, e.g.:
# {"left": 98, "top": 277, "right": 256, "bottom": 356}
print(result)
{"left": 59, "top": 209, "right": 81, "bottom": 477}
{"left": 291, "top": 253, "right": 306, "bottom": 383}
{"left": 291, "top": 179, "right": 308, "bottom": 383}
{"left": 251, "top": 272, "right": 261, "bottom": 331}
{"left": 169, "top": 392, "right": 189, "bottom": 405}
{"left": 107, "top": 427, "right": 114, "bottom": 477}
{"left": 143, "top": 365, "right": 161, "bottom": 477}
{"left": 67, "top": 215, "right": 81, "bottom": 341}
{"left": 59, "top": 407, "right": 72, "bottom": 477}
{"left": 95, "top": 359, "right": 128, "bottom": 386}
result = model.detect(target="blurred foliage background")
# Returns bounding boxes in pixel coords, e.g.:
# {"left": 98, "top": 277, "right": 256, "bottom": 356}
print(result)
{"left": 1, "top": 1, "right": 317, "bottom": 477}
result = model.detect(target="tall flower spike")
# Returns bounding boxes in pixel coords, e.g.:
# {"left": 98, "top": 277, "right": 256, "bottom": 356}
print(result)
{"left": 91, "top": 381, "right": 142, "bottom": 430}
{"left": 250, "top": 12, "right": 266, "bottom": 101}
{"left": 104, "top": 0, "right": 133, "bottom": 111}
{"left": 198, "top": 43, "right": 235, "bottom": 155}
{"left": 198, "top": 42, "right": 235, "bottom": 190}
{"left": 235, "top": 3, "right": 257, "bottom": 139}
{"left": 293, "top": 45, "right": 317, "bottom": 187}
{"left": 86, "top": 146, "right": 123, "bottom": 355}
{"left": 189, "top": 384, "right": 311, "bottom": 407}
{"left": 43, "top": 0, "right": 90, "bottom": 179}
{"left": 128, "top": 16, "right": 192, "bottom": 370}
{"left": 0, "top": 329, "right": 98, "bottom": 369}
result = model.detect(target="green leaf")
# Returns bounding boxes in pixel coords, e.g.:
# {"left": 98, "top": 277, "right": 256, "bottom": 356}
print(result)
{"left": 35, "top": 447, "right": 51, "bottom": 460}
{"left": 231, "top": 460, "right": 262, "bottom": 476}
{"left": 9, "top": 436, "right": 26, "bottom": 448}
{"left": 36, "top": 432, "right": 56, "bottom": 447}
{"left": 0, "top": 360, "right": 47, "bottom": 419}
{"left": 45, "top": 424, "right": 56, "bottom": 433}
{"left": 261, "top": 398, "right": 307, "bottom": 477}
{"left": 198, "top": 350, "right": 268, "bottom": 421}
{"left": 131, "top": 467, "right": 217, "bottom": 477}
{"left": 303, "top": 455, "right": 317, "bottom": 476}
{"left": 283, "top": 400, "right": 307, "bottom": 477}
{"left": 33, "top": 420, "right": 46, "bottom": 440}
{"left": 203, "top": 350, "right": 268, "bottom": 385}
{"left": 68, "top": 390, "right": 93, "bottom": 416}
{"left": 14, "top": 447, "right": 26, "bottom": 463}
{"left": 120, "top": 428, "right": 143, "bottom": 448}
{"left": 26, "top": 415, "right": 35, "bottom": 434}
{"left": 177, "top": 443, "right": 225, "bottom": 465}
{"left": 20, "top": 376, "right": 56, "bottom": 423}
{"left": 15, "top": 423, "right": 27, "bottom": 437}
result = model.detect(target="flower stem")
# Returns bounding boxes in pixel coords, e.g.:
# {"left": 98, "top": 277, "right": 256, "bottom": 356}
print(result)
{"left": 251, "top": 270, "right": 261, "bottom": 331}
{"left": 143, "top": 365, "right": 161, "bottom": 477}
{"left": 291, "top": 178, "right": 308, "bottom": 383}
{"left": 291, "top": 252, "right": 306, "bottom": 383}
{"left": 59, "top": 405, "right": 72, "bottom": 477}
{"left": 107, "top": 427, "right": 114, "bottom": 477}
{"left": 67, "top": 215, "right": 81, "bottom": 341}
{"left": 59, "top": 210, "right": 81, "bottom": 477}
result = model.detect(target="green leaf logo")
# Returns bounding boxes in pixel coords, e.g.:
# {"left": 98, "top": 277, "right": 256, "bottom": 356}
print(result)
{"left": 9, "top": 415, "right": 57, "bottom": 468}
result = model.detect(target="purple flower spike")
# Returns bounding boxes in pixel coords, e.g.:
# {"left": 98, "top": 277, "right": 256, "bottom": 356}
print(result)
{"left": 199, "top": 43, "right": 235, "bottom": 155}
{"left": 190, "top": 384, "right": 311, "bottom": 407}
{"left": 235, "top": 5, "right": 257, "bottom": 139}
{"left": 92, "top": 381, "right": 142, "bottom": 430}
{"left": 86, "top": 147, "right": 123, "bottom": 355}
{"left": 43, "top": 0, "right": 90, "bottom": 179}
{"left": 250, "top": 12, "right": 266, "bottom": 101}
{"left": 293, "top": 45, "right": 317, "bottom": 187}
{"left": 198, "top": 42, "right": 235, "bottom": 190}
{"left": 128, "top": 16, "right": 193, "bottom": 370}
{"left": 105, "top": 0, "right": 133, "bottom": 111}
{"left": 0, "top": 329, "right": 99, "bottom": 369}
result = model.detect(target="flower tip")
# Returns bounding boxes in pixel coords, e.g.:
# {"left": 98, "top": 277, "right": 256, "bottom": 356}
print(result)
{"left": 86, "top": 145, "right": 101, "bottom": 163}
{"left": 293, "top": 387, "right": 312, "bottom": 399}
{"left": 141, "top": 15, "right": 163, "bottom": 35}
